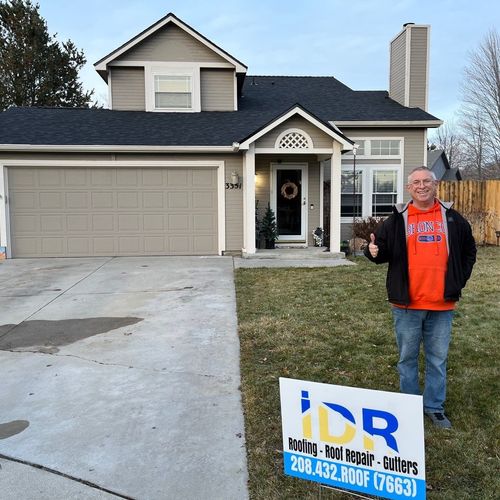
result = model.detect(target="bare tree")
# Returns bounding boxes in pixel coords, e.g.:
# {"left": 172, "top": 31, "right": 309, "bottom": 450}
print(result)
{"left": 459, "top": 29, "right": 500, "bottom": 179}
{"left": 429, "top": 120, "right": 466, "bottom": 170}
{"left": 460, "top": 110, "right": 486, "bottom": 178}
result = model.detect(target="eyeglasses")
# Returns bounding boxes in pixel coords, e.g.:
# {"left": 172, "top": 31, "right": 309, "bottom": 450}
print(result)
{"left": 409, "top": 179, "right": 435, "bottom": 187}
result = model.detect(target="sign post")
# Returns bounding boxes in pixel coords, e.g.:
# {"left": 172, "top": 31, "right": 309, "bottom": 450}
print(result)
{"left": 280, "top": 378, "right": 426, "bottom": 499}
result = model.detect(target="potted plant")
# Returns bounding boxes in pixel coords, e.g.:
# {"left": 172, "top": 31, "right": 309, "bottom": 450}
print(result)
{"left": 260, "top": 203, "right": 278, "bottom": 249}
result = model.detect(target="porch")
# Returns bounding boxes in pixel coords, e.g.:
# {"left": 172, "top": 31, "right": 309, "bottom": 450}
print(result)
{"left": 237, "top": 106, "right": 354, "bottom": 255}
{"left": 235, "top": 246, "right": 353, "bottom": 268}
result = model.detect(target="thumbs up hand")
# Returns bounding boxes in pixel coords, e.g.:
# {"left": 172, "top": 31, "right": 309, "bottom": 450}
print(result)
{"left": 368, "top": 233, "right": 379, "bottom": 258}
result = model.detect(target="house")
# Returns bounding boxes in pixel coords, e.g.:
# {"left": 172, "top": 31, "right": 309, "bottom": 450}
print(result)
{"left": 0, "top": 14, "right": 442, "bottom": 258}
{"left": 427, "top": 148, "right": 462, "bottom": 181}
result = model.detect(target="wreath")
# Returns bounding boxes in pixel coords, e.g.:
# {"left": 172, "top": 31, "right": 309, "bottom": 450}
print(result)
{"left": 281, "top": 181, "right": 299, "bottom": 200}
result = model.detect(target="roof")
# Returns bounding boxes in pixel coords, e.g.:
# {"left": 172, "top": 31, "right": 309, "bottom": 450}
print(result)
{"left": 240, "top": 76, "right": 439, "bottom": 122}
{"left": 427, "top": 148, "right": 449, "bottom": 169}
{"left": 0, "top": 76, "right": 441, "bottom": 149}
{"left": 94, "top": 12, "right": 247, "bottom": 79}
{"left": 428, "top": 148, "right": 462, "bottom": 181}
{"left": 442, "top": 167, "right": 462, "bottom": 181}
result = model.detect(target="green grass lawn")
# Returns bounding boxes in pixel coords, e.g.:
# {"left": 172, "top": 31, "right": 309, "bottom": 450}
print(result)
{"left": 235, "top": 246, "right": 499, "bottom": 500}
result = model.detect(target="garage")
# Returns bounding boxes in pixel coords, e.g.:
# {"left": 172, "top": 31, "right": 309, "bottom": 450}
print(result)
{"left": 7, "top": 165, "right": 219, "bottom": 257}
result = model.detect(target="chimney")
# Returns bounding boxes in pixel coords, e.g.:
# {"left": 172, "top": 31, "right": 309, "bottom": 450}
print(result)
{"left": 389, "top": 23, "right": 430, "bottom": 110}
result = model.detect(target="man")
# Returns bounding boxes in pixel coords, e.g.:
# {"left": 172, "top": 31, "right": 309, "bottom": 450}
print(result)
{"left": 365, "top": 166, "right": 476, "bottom": 428}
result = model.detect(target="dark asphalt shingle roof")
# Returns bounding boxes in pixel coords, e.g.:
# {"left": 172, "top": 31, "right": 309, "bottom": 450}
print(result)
{"left": 427, "top": 148, "right": 445, "bottom": 168}
{"left": 0, "top": 76, "right": 440, "bottom": 147}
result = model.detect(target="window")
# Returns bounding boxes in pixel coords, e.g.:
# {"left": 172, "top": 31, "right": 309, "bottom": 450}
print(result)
{"left": 154, "top": 75, "right": 192, "bottom": 109}
{"left": 371, "top": 140, "right": 400, "bottom": 156}
{"left": 326, "top": 162, "right": 401, "bottom": 222}
{"left": 372, "top": 170, "right": 398, "bottom": 216}
{"left": 341, "top": 170, "right": 363, "bottom": 217}
{"left": 278, "top": 132, "right": 310, "bottom": 149}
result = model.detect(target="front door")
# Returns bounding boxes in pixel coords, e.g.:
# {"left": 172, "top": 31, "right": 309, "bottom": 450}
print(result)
{"left": 271, "top": 164, "right": 308, "bottom": 242}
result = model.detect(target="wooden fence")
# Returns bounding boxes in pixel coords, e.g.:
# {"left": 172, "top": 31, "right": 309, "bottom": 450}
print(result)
{"left": 437, "top": 180, "right": 500, "bottom": 245}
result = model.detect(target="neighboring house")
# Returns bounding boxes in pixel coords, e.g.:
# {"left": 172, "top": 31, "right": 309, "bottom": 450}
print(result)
{"left": 0, "top": 14, "right": 442, "bottom": 258}
{"left": 427, "top": 148, "right": 462, "bottom": 181}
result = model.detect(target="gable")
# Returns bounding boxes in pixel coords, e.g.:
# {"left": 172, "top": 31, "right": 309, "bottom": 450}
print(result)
{"left": 255, "top": 116, "right": 334, "bottom": 149}
{"left": 116, "top": 24, "right": 228, "bottom": 64}
{"left": 238, "top": 105, "right": 353, "bottom": 152}
{"left": 95, "top": 13, "right": 247, "bottom": 80}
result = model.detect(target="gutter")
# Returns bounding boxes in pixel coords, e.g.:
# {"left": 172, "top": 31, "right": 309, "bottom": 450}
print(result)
{"left": 331, "top": 120, "right": 443, "bottom": 128}
{"left": 0, "top": 144, "right": 239, "bottom": 153}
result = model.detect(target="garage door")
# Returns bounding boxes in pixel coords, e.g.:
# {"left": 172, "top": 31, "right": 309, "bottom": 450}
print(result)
{"left": 8, "top": 167, "right": 218, "bottom": 257}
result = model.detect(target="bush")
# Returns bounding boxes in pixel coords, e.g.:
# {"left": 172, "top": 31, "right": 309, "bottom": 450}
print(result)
{"left": 352, "top": 216, "right": 384, "bottom": 242}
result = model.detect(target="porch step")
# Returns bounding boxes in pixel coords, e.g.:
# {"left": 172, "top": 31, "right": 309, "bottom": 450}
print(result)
{"left": 242, "top": 247, "right": 345, "bottom": 260}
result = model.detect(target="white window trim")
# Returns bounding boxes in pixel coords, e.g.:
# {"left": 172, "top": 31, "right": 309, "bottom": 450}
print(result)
{"left": 338, "top": 164, "right": 403, "bottom": 223}
{"left": 144, "top": 62, "right": 201, "bottom": 112}
{"left": 342, "top": 136, "right": 404, "bottom": 160}
{"left": 274, "top": 128, "right": 314, "bottom": 149}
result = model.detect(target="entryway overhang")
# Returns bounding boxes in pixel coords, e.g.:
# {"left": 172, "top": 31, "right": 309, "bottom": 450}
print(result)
{"left": 238, "top": 105, "right": 354, "bottom": 254}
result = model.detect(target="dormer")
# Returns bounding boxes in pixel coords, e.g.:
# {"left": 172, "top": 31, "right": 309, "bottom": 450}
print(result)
{"left": 94, "top": 13, "right": 247, "bottom": 112}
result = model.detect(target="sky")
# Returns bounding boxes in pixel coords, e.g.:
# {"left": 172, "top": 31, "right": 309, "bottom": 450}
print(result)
{"left": 36, "top": 0, "right": 499, "bottom": 133}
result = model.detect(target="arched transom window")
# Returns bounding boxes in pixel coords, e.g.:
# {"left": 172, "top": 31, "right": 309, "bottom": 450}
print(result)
{"left": 275, "top": 128, "right": 314, "bottom": 149}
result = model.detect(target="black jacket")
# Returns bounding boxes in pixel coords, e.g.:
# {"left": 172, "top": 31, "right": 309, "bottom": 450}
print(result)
{"left": 364, "top": 200, "right": 476, "bottom": 306}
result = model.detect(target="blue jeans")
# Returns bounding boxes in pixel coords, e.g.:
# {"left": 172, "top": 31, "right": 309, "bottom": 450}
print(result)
{"left": 391, "top": 308, "right": 454, "bottom": 412}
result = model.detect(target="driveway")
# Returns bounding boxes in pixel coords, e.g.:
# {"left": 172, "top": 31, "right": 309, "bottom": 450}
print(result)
{"left": 0, "top": 257, "right": 248, "bottom": 499}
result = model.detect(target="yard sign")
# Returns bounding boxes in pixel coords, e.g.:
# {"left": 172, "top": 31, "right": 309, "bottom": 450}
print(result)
{"left": 280, "top": 378, "right": 426, "bottom": 499}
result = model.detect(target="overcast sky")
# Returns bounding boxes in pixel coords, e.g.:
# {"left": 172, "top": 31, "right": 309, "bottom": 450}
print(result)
{"left": 37, "top": 0, "right": 499, "bottom": 131}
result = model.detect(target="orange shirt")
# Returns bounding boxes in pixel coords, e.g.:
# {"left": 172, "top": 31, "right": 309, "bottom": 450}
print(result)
{"left": 398, "top": 201, "right": 455, "bottom": 310}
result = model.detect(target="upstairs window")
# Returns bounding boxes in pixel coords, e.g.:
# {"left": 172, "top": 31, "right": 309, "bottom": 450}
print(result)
{"left": 154, "top": 75, "right": 192, "bottom": 110}
{"left": 371, "top": 140, "right": 400, "bottom": 156}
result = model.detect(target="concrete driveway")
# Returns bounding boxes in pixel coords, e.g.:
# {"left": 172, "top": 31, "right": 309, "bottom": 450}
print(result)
{"left": 0, "top": 257, "right": 248, "bottom": 500}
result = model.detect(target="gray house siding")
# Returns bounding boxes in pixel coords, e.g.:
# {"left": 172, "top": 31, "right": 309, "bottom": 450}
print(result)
{"left": 110, "top": 67, "right": 146, "bottom": 111}
{"left": 200, "top": 69, "right": 235, "bottom": 111}
{"left": 409, "top": 27, "right": 428, "bottom": 110}
{"left": 389, "top": 25, "right": 429, "bottom": 110}
{"left": 116, "top": 24, "right": 227, "bottom": 63}
{"left": 390, "top": 31, "right": 407, "bottom": 106}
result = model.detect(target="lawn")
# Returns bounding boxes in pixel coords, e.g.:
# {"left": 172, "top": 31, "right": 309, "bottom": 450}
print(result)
{"left": 235, "top": 246, "right": 499, "bottom": 500}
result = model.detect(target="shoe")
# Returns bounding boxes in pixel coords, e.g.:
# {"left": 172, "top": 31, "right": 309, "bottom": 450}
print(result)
{"left": 424, "top": 411, "right": 452, "bottom": 429}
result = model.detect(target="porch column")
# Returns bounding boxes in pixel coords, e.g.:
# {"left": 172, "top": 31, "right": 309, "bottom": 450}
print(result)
{"left": 329, "top": 141, "right": 342, "bottom": 252}
{"left": 242, "top": 143, "right": 256, "bottom": 254}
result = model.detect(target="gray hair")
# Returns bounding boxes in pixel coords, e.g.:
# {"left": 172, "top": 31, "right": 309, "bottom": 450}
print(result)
{"left": 407, "top": 166, "right": 437, "bottom": 183}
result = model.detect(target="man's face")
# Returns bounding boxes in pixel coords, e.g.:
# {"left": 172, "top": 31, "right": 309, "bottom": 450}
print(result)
{"left": 406, "top": 170, "right": 438, "bottom": 205}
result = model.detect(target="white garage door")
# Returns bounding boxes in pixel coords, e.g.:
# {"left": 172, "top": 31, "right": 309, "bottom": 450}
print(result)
{"left": 8, "top": 167, "right": 218, "bottom": 257}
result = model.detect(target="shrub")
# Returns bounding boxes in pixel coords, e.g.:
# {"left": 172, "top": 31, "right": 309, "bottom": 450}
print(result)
{"left": 352, "top": 216, "right": 385, "bottom": 242}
